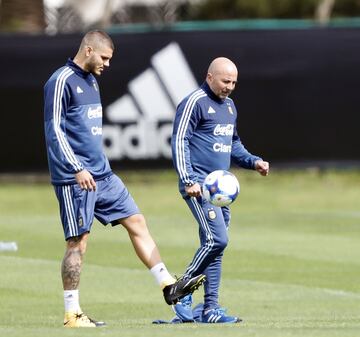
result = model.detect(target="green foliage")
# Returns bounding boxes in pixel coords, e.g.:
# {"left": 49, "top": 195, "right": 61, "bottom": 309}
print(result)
{"left": 0, "top": 169, "right": 359, "bottom": 336}
{"left": 333, "top": 0, "right": 360, "bottom": 15}
{"left": 183, "top": 0, "right": 360, "bottom": 20}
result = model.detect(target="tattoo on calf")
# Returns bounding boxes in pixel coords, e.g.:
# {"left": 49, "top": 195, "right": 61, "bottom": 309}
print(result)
{"left": 61, "top": 249, "right": 82, "bottom": 289}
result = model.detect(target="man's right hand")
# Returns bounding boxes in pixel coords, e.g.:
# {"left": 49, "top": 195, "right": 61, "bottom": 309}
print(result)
{"left": 185, "top": 183, "right": 202, "bottom": 197}
{"left": 75, "top": 169, "right": 96, "bottom": 191}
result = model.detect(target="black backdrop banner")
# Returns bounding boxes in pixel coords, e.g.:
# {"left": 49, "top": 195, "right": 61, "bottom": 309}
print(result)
{"left": 0, "top": 28, "right": 359, "bottom": 172}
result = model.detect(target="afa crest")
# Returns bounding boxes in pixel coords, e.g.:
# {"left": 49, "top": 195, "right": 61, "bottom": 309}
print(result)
{"left": 226, "top": 102, "right": 233, "bottom": 114}
{"left": 208, "top": 209, "right": 217, "bottom": 220}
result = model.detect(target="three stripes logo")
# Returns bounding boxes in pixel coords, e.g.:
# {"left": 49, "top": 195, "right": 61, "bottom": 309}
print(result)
{"left": 205, "top": 313, "right": 223, "bottom": 323}
{"left": 103, "top": 42, "right": 198, "bottom": 160}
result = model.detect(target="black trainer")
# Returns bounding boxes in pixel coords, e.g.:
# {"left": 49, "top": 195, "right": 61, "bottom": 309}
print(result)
{"left": 163, "top": 274, "right": 206, "bottom": 305}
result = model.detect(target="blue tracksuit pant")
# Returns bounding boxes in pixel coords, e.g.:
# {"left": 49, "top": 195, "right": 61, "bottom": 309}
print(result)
{"left": 183, "top": 195, "right": 230, "bottom": 311}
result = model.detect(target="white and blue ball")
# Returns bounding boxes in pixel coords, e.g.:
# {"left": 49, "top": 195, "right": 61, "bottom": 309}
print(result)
{"left": 202, "top": 170, "right": 240, "bottom": 207}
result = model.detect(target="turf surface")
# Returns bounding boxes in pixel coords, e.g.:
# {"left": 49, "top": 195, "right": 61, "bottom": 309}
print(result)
{"left": 0, "top": 169, "right": 359, "bottom": 336}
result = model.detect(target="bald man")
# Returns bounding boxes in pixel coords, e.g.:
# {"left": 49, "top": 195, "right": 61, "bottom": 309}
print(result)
{"left": 44, "top": 30, "right": 205, "bottom": 328}
{"left": 171, "top": 57, "right": 269, "bottom": 323}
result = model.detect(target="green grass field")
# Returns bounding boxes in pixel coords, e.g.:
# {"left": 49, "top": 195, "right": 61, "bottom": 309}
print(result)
{"left": 0, "top": 169, "right": 359, "bottom": 337}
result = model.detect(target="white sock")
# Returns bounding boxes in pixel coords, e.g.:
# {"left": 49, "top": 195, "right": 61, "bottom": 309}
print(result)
{"left": 150, "top": 263, "right": 175, "bottom": 289}
{"left": 64, "top": 290, "right": 81, "bottom": 314}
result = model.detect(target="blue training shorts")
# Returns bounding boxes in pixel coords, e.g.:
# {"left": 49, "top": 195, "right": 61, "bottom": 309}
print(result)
{"left": 54, "top": 173, "right": 140, "bottom": 240}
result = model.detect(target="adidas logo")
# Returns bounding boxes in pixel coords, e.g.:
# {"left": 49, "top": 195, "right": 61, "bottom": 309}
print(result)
{"left": 76, "top": 86, "right": 83, "bottom": 93}
{"left": 206, "top": 313, "right": 223, "bottom": 323}
{"left": 208, "top": 106, "right": 216, "bottom": 114}
{"left": 103, "top": 42, "right": 198, "bottom": 160}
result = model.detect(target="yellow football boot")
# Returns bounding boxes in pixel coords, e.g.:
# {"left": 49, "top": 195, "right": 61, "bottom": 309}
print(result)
{"left": 63, "top": 312, "right": 106, "bottom": 328}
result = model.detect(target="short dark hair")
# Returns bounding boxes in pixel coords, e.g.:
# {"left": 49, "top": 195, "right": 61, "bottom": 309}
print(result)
{"left": 80, "top": 30, "right": 114, "bottom": 51}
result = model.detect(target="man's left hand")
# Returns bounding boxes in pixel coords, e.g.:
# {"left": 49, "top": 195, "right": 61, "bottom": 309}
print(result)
{"left": 255, "top": 160, "right": 270, "bottom": 176}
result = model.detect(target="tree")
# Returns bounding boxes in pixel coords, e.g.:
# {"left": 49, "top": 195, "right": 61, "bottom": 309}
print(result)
{"left": 316, "top": 0, "right": 336, "bottom": 24}
{"left": 181, "top": 0, "right": 360, "bottom": 20}
{"left": 0, "top": 0, "right": 45, "bottom": 33}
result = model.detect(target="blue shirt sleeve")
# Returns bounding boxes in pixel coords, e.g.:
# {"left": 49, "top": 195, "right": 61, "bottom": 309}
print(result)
{"left": 44, "top": 76, "right": 84, "bottom": 174}
{"left": 171, "top": 99, "right": 201, "bottom": 185}
{"left": 231, "top": 125, "right": 261, "bottom": 169}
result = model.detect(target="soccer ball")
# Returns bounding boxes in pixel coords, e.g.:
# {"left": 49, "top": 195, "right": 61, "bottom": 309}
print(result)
{"left": 202, "top": 170, "right": 240, "bottom": 207}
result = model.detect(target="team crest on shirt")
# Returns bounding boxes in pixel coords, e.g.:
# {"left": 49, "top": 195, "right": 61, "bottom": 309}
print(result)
{"left": 93, "top": 81, "right": 98, "bottom": 91}
{"left": 208, "top": 209, "right": 217, "bottom": 220}
{"left": 227, "top": 103, "right": 234, "bottom": 114}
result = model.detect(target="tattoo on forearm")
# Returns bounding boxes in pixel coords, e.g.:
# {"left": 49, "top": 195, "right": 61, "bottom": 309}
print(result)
{"left": 61, "top": 249, "right": 82, "bottom": 289}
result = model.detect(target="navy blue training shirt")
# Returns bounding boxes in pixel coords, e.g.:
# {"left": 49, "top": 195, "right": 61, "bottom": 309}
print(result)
{"left": 44, "top": 59, "right": 111, "bottom": 185}
{"left": 171, "top": 82, "right": 261, "bottom": 195}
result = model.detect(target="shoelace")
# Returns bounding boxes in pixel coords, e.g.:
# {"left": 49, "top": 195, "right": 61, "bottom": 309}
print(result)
{"left": 76, "top": 313, "right": 90, "bottom": 322}
{"left": 206, "top": 307, "right": 227, "bottom": 316}
{"left": 76, "top": 313, "right": 99, "bottom": 324}
{"left": 180, "top": 295, "right": 192, "bottom": 306}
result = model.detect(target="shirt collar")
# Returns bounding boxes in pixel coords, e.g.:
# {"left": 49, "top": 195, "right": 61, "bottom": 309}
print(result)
{"left": 200, "top": 81, "right": 225, "bottom": 103}
{"left": 66, "top": 58, "right": 91, "bottom": 79}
